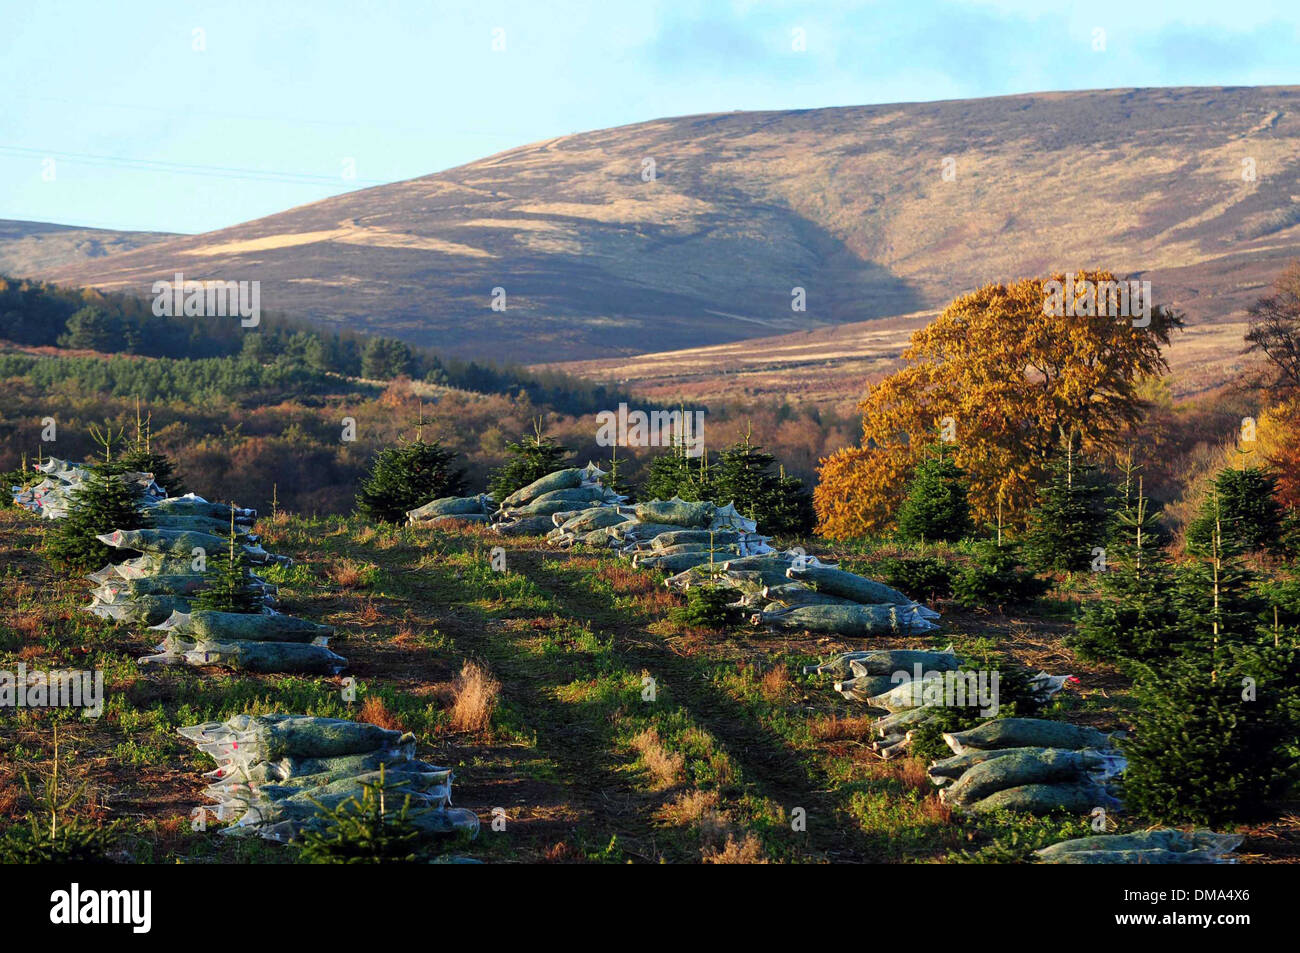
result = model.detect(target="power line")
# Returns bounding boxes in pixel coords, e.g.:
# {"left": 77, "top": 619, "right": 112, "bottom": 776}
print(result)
{"left": 0, "top": 145, "right": 392, "bottom": 187}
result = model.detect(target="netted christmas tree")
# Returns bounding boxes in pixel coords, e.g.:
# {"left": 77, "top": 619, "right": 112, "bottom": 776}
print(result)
{"left": 356, "top": 437, "right": 466, "bottom": 523}
{"left": 1023, "top": 430, "right": 1114, "bottom": 573}
{"left": 894, "top": 441, "right": 972, "bottom": 542}
{"left": 486, "top": 420, "right": 572, "bottom": 503}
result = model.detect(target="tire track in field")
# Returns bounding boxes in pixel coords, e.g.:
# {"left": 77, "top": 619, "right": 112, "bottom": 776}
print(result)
{"left": 508, "top": 547, "right": 875, "bottom": 862}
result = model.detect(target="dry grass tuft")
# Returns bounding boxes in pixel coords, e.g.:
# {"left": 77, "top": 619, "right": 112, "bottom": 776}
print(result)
{"left": 630, "top": 727, "right": 686, "bottom": 789}
{"left": 449, "top": 660, "right": 501, "bottom": 734}
{"left": 703, "top": 833, "right": 769, "bottom": 864}
{"left": 328, "top": 558, "right": 371, "bottom": 589}
{"left": 809, "top": 713, "right": 875, "bottom": 742}
{"left": 358, "top": 695, "right": 405, "bottom": 732}
{"left": 759, "top": 665, "right": 793, "bottom": 703}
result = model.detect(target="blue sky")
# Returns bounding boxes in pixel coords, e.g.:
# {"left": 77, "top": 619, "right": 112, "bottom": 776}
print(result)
{"left": 2, "top": 0, "right": 1296, "bottom": 234}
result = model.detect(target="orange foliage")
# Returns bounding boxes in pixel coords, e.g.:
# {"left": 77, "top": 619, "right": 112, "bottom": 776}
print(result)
{"left": 816, "top": 272, "right": 1181, "bottom": 538}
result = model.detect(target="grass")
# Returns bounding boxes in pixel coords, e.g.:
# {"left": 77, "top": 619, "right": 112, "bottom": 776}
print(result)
{"left": 1, "top": 505, "right": 1298, "bottom": 863}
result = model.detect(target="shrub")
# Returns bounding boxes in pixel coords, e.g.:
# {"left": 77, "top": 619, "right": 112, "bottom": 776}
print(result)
{"left": 875, "top": 556, "right": 955, "bottom": 601}
{"left": 951, "top": 541, "right": 1048, "bottom": 608}
{"left": 356, "top": 439, "right": 466, "bottom": 524}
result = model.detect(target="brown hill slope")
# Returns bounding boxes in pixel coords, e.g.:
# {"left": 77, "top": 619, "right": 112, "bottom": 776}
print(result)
{"left": 0, "top": 219, "right": 174, "bottom": 278}
{"left": 42, "top": 86, "right": 1300, "bottom": 365}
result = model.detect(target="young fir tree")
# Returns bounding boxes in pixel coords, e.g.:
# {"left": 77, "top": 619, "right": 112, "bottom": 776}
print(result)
{"left": 296, "top": 766, "right": 441, "bottom": 864}
{"left": 1185, "top": 463, "right": 1283, "bottom": 555}
{"left": 45, "top": 470, "right": 150, "bottom": 572}
{"left": 486, "top": 421, "right": 571, "bottom": 503}
{"left": 97, "top": 402, "right": 186, "bottom": 496}
{"left": 1122, "top": 505, "right": 1300, "bottom": 825}
{"left": 356, "top": 438, "right": 467, "bottom": 524}
{"left": 640, "top": 437, "right": 709, "bottom": 502}
{"left": 1023, "top": 431, "right": 1114, "bottom": 573}
{"left": 192, "top": 511, "right": 263, "bottom": 613}
{"left": 598, "top": 445, "right": 634, "bottom": 501}
{"left": 894, "top": 441, "right": 972, "bottom": 543}
{"left": 766, "top": 464, "right": 817, "bottom": 538}
{"left": 1071, "top": 464, "right": 1182, "bottom": 666}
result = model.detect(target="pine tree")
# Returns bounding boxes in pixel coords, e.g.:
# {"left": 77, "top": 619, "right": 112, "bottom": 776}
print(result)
{"left": 894, "top": 441, "right": 972, "bottom": 542}
{"left": 1071, "top": 466, "right": 1183, "bottom": 665}
{"left": 1023, "top": 431, "right": 1113, "bottom": 573}
{"left": 192, "top": 511, "right": 263, "bottom": 613}
{"left": 1122, "top": 504, "right": 1299, "bottom": 824}
{"left": 640, "top": 436, "right": 704, "bottom": 501}
{"left": 356, "top": 438, "right": 467, "bottom": 524}
{"left": 98, "top": 403, "right": 186, "bottom": 496}
{"left": 45, "top": 470, "right": 150, "bottom": 571}
{"left": 1186, "top": 464, "right": 1283, "bottom": 555}
{"left": 295, "top": 766, "right": 432, "bottom": 864}
{"left": 599, "top": 445, "right": 634, "bottom": 501}
{"left": 486, "top": 421, "right": 571, "bottom": 503}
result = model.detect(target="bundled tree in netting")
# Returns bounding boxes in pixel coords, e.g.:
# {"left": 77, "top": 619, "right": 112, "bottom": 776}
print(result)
{"left": 192, "top": 517, "right": 263, "bottom": 614}
{"left": 486, "top": 420, "right": 572, "bottom": 503}
{"left": 1185, "top": 464, "right": 1283, "bottom": 555}
{"left": 45, "top": 470, "right": 150, "bottom": 571}
{"left": 356, "top": 438, "right": 467, "bottom": 524}
{"left": 1071, "top": 462, "right": 1182, "bottom": 666}
{"left": 895, "top": 441, "right": 972, "bottom": 542}
{"left": 1023, "top": 431, "right": 1114, "bottom": 573}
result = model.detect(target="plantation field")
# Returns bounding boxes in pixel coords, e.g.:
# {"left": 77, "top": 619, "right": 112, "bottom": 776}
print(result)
{"left": 3, "top": 506, "right": 1297, "bottom": 864}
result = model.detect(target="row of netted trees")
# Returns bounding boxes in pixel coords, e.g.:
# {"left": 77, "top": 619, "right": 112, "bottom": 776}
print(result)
{"left": 354, "top": 422, "right": 816, "bottom": 536}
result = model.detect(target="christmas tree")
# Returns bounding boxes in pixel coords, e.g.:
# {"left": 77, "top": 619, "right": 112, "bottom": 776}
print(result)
{"left": 1072, "top": 464, "right": 1182, "bottom": 666}
{"left": 356, "top": 438, "right": 467, "bottom": 524}
{"left": 486, "top": 420, "right": 571, "bottom": 503}
{"left": 192, "top": 511, "right": 263, "bottom": 613}
{"left": 1185, "top": 464, "right": 1283, "bottom": 555}
{"left": 1122, "top": 506, "right": 1299, "bottom": 824}
{"left": 45, "top": 469, "right": 150, "bottom": 571}
{"left": 1023, "top": 430, "right": 1114, "bottom": 572}
{"left": 894, "top": 441, "right": 972, "bottom": 542}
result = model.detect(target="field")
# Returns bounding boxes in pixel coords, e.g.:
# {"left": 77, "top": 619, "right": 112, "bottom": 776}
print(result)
{"left": 4, "top": 506, "right": 1297, "bottom": 864}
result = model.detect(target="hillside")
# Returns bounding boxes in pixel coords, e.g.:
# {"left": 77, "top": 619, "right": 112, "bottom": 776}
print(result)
{"left": 0, "top": 219, "right": 174, "bottom": 277}
{"left": 39, "top": 86, "right": 1300, "bottom": 368}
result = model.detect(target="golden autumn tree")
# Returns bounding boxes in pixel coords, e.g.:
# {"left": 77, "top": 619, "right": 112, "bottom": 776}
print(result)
{"left": 815, "top": 272, "right": 1182, "bottom": 538}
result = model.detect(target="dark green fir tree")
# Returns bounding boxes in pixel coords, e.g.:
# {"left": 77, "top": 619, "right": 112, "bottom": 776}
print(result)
{"left": 895, "top": 441, "right": 972, "bottom": 543}
{"left": 45, "top": 470, "right": 150, "bottom": 572}
{"left": 1023, "top": 430, "right": 1114, "bottom": 573}
{"left": 486, "top": 420, "right": 571, "bottom": 503}
{"left": 357, "top": 438, "right": 467, "bottom": 524}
